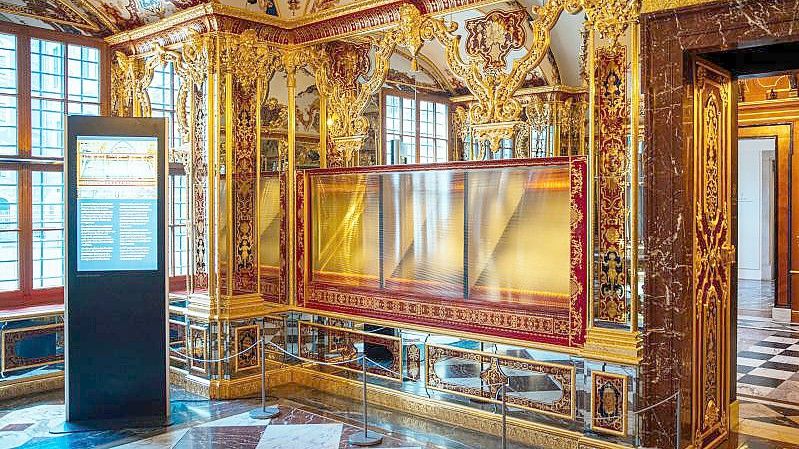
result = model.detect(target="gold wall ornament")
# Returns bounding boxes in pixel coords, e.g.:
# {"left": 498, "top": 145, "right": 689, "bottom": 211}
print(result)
{"left": 472, "top": 121, "right": 524, "bottom": 159}
{"left": 110, "top": 51, "right": 160, "bottom": 117}
{"left": 582, "top": 0, "right": 641, "bottom": 43}
{"left": 174, "top": 31, "right": 214, "bottom": 146}
{"left": 305, "top": 4, "right": 431, "bottom": 166}
{"left": 396, "top": 0, "right": 635, "bottom": 152}
{"left": 218, "top": 30, "right": 282, "bottom": 90}
{"left": 330, "top": 135, "right": 366, "bottom": 167}
{"left": 464, "top": 9, "right": 528, "bottom": 74}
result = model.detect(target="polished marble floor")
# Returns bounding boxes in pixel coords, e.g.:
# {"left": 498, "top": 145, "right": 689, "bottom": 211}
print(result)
{"left": 733, "top": 279, "right": 799, "bottom": 448}
{"left": 0, "top": 385, "right": 538, "bottom": 449}
{"left": 2, "top": 385, "right": 799, "bottom": 449}
{"left": 737, "top": 280, "right": 799, "bottom": 405}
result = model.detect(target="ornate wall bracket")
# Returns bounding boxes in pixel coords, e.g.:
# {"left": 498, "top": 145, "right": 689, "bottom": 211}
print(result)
{"left": 330, "top": 135, "right": 367, "bottom": 167}
{"left": 305, "top": 4, "right": 432, "bottom": 166}
{"left": 110, "top": 50, "right": 160, "bottom": 117}
{"left": 472, "top": 121, "right": 524, "bottom": 159}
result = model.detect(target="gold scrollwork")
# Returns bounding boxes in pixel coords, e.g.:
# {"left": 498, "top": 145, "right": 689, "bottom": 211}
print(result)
{"left": 301, "top": 4, "right": 433, "bottom": 166}
{"left": 111, "top": 51, "right": 160, "bottom": 117}
{"left": 174, "top": 31, "right": 214, "bottom": 147}
{"left": 218, "top": 30, "right": 282, "bottom": 90}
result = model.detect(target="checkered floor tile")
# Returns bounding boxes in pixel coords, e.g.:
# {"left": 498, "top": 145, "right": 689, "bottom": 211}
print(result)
{"left": 738, "top": 321, "right": 799, "bottom": 401}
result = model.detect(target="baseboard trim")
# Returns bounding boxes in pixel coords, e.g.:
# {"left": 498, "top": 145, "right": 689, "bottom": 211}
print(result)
{"left": 0, "top": 372, "right": 64, "bottom": 401}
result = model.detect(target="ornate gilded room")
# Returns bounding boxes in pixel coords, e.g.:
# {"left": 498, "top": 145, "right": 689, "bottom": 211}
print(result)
{"left": 1, "top": 0, "right": 799, "bottom": 448}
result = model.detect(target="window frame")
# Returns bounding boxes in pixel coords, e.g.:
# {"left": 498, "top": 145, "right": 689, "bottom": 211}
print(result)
{"left": 0, "top": 23, "right": 110, "bottom": 309}
{"left": 167, "top": 164, "right": 188, "bottom": 293}
{"left": 147, "top": 61, "right": 190, "bottom": 293}
{"left": 381, "top": 88, "right": 451, "bottom": 165}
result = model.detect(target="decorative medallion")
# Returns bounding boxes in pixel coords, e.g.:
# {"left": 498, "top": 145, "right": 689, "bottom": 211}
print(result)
{"left": 234, "top": 325, "right": 260, "bottom": 372}
{"left": 591, "top": 371, "right": 628, "bottom": 436}
{"left": 325, "top": 41, "right": 371, "bottom": 95}
{"left": 480, "top": 358, "right": 509, "bottom": 399}
{"left": 465, "top": 9, "right": 528, "bottom": 73}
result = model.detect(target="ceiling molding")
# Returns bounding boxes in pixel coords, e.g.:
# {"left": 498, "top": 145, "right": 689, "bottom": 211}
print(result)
{"left": 106, "top": 0, "right": 519, "bottom": 47}
{"left": 73, "top": 0, "right": 120, "bottom": 33}
{"left": 0, "top": 0, "right": 103, "bottom": 32}
{"left": 640, "top": 0, "right": 720, "bottom": 14}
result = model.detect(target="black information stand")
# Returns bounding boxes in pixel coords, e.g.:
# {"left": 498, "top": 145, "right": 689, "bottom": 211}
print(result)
{"left": 57, "top": 116, "right": 169, "bottom": 432}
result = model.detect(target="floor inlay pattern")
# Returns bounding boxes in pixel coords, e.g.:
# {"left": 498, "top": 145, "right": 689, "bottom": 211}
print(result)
{"left": 736, "top": 317, "right": 799, "bottom": 405}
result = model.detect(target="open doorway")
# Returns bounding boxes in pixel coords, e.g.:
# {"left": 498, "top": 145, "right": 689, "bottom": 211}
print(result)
{"left": 690, "top": 47, "right": 799, "bottom": 446}
{"left": 735, "top": 123, "right": 799, "bottom": 406}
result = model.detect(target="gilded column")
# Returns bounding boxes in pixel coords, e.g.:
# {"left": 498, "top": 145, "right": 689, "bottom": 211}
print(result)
{"left": 214, "top": 30, "right": 281, "bottom": 316}
{"left": 283, "top": 50, "right": 299, "bottom": 305}
{"left": 318, "top": 91, "right": 327, "bottom": 168}
{"left": 175, "top": 33, "right": 215, "bottom": 314}
{"left": 582, "top": 9, "right": 642, "bottom": 364}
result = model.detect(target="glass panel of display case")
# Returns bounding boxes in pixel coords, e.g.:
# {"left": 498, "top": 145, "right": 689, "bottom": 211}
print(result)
{"left": 310, "top": 173, "right": 380, "bottom": 288}
{"left": 381, "top": 170, "right": 464, "bottom": 298}
{"left": 259, "top": 172, "right": 281, "bottom": 298}
{"left": 466, "top": 165, "right": 570, "bottom": 308}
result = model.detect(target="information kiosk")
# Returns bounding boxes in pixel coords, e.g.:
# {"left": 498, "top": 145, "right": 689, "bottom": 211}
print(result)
{"left": 63, "top": 116, "right": 168, "bottom": 429}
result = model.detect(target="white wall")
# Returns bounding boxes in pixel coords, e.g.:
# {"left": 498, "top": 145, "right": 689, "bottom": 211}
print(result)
{"left": 738, "top": 137, "right": 776, "bottom": 280}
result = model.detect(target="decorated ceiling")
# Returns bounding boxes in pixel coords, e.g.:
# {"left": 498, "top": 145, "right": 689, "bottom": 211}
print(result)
{"left": 0, "top": 0, "right": 396, "bottom": 35}
{"left": 0, "top": 0, "right": 587, "bottom": 90}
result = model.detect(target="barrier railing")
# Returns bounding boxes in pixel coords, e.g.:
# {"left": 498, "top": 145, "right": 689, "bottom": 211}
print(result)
{"left": 170, "top": 318, "right": 681, "bottom": 448}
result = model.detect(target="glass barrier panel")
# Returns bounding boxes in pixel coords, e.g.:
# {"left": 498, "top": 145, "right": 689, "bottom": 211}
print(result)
{"left": 302, "top": 157, "right": 587, "bottom": 346}
{"left": 310, "top": 173, "right": 380, "bottom": 288}
{"left": 259, "top": 172, "right": 282, "bottom": 298}
{"left": 382, "top": 170, "right": 464, "bottom": 298}
{"left": 466, "top": 166, "right": 571, "bottom": 309}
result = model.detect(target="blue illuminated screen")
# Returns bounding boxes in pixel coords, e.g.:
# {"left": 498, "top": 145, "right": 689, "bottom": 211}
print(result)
{"left": 76, "top": 136, "right": 159, "bottom": 271}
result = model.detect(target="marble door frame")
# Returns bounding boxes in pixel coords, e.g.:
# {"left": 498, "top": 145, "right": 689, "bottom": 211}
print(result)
{"left": 641, "top": 1, "right": 799, "bottom": 448}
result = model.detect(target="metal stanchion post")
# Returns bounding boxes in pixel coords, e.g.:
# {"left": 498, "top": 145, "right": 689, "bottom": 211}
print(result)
{"left": 250, "top": 321, "right": 280, "bottom": 420}
{"left": 675, "top": 391, "right": 681, "bottom": 449}
{"left": 348, "top": 356, "right": 383, "bottom": 446}
{"left": 501, "top": 383, "right": 508, "bottom": 449}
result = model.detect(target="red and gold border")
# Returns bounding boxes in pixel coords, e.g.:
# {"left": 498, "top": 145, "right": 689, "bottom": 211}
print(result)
{"left": 594, "top": 45, "right": 629, "bottom": 324}
{"left": 233, "top": 324, "right": 260, "bottom": 373}
{"left": 425, "top": 343, "right": 575, "bottom": 420}
{"left": 296, "top": 156, "right": 588, "bottom": 347}
{"left": 591, "top": 371, "right": 628, "bottom": 437}
{"left": 1, "top": 324, "right": 64, "bottom": 372}
{"left": 297, "top": 321, "right": 402, "bottom": 382}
